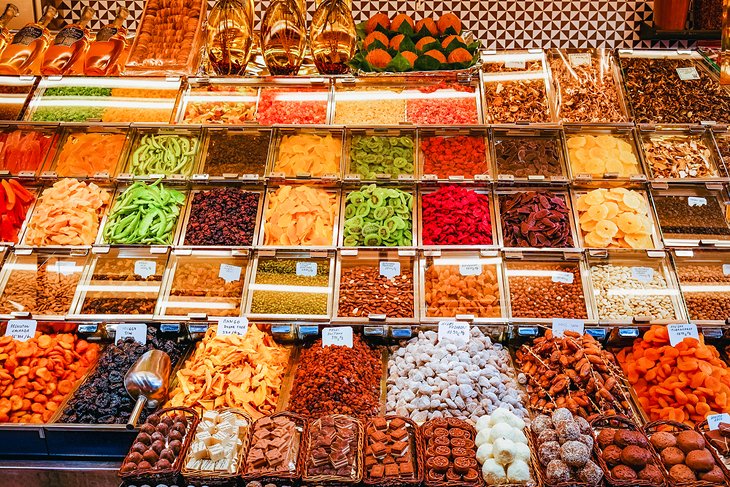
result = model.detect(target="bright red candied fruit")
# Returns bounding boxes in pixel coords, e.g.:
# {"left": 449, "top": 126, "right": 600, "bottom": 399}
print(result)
{"left": 421, "top": 185, "right": 492, "bottom": 245}
{"left": 421, "top": 135, "right": 488, "bottom": 178}
{"left": 256, "top": 88, "right": 328, "bottom": 125}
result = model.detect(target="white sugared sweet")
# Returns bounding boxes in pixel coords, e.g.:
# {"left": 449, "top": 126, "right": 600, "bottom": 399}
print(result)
{"left": 489, "top": 422, "right": 516, "bottom": 442}
{"left": 482, "top": 458, "right": 508, "bottom": 484}
{"left": 185, "top": 410, "right": 249, "bottom": 473}
{"left": 493, "top": 437, "right": 515, "bottom": 466}
{"left": 490, "top": 407, "right": 526, "bottom": 430}
{"left": 476, "top": 415, "right": 491, "bottom": 431}
{"left": 475, "top": 411, "right": 533, "bottom": 484}
{"left": 513, "top": 441, "right": 531, "bottom": 462}
{"left": 476, "top": 442, "right": 493, "bottom": 463}
{"left": 507, "top": 459, "right": 532, "bottom": 482}
{"left": 475, "top": 428, "right": 491, "bottom": 447}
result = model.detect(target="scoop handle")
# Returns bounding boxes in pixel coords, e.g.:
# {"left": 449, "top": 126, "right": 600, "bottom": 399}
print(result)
{"left": 126, "top": 395, "right": 147, "bottom": 430}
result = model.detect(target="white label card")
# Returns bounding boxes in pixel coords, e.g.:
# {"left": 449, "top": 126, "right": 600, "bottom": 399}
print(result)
{"left": 219, "top": 264, "right": 242, "bottom": 283}
{"left": 552, "top": 319, "right": 584, "bottom": 338}
{"left": 54, "top": 261, "right": 76, "bottom": 276}
{"left": 217, "top": 317, "right": 248, "bottom": 337}
{"left": 569, "top": 53, "right": 592, "bottom": 67}
{"left": 631, "top": 267, "right": 654, "bottom": 283}
{"left": 676, "top": 67, "right": 700, "bottom": 80}
{"left": 296, "top": 262, "right": 317, "bottom": 277}
{"left": 504, "top": 60, "right": 526, "bottom": 69}
{"left": 707, "top": 413, "right": 730, "bottom": 431}
{"left": 134, "top": 260, "right": 156, "bottom": 279}
{"left": 459, "top": 263, "right": 482, "bottom": 276}
{"left": 5, "top": 320, "right": 37, "bottom": 342}
{"left": 723, "top": 264, "right": 730, "bottom": 276}
{"left": 688, "top": 197, "right": 707, "bottom": 207}
{"left": 322, "top": 327, "right": 353, "bottom": 347}
{"left": 552, "top": 272, "right": 574, "bottom": 284}
{"left": 379, "top": 261, "right": 401, "bottom": 279}
{"left": 116, "top": 323, "right": 147, "bottom": 345}
{"left": 438, "top": 321, "right": 470, "bottom": 343}
{"left": 667, "top": 323, "right": 699, "bottom": 347}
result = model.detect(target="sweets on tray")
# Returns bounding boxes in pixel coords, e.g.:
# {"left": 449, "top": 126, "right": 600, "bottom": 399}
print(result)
{"left": 531, "top": 408, "right": 603, "bottom": 485}
{"left": 304, "top": 415, "right": 361, "bottom": 481}
{"left": 364, "top": 416, "right": 419, "bottom": 483}
{"left": 256, "top": 88, "right": 328, "bottom": 125}
{"left": 167, "top": 325, "right": 289, "bottom": 418}
{"left": 342, "top": 185, "right": 413, "bottom": 247}
{"left": 102, "top": 88, "right": 178, "bottom": 123}
{"left": 289, "top": 334, "right": 381, "bottom": 420}
{"left": 648, "top": 426, "right": 727, "bottom": 483}
{"left": 421, "top": 417, "right": 480, "bottom": 485}
{"left": 515, "top": 330, "right": 634, "bottom": 420}
{"left": 617, "top": 325, "right": 730, "bottom": 425}
{"left": 334, "top": 89, "right": 406, "bottom": 125}
{"left": 273, "top": 132, "right": 341, "bottom": 177}
{"left": 263, "top": 185, "right": 336, "bottom": 246}
{"left": 244, "top": 413, "right": 304, "bottom": 477}
{"left": 499, "top": 191, "right": 573, "bottom": 248}
{"left": 406, "top": 82, "right": 479, "bottom": 125}
{"left": 23, "top": 179, "right": 110, "bottom": 246}
{"left": 593, "top": 418, "right": 664, "bottom": 484}
{"left": 184, "top": 409, "right": 250, "bottom": 474}
{"left": 567, "top": 134, "right": 640, "bottom": 177}
{"left": 422, "top": 186, "right": 492, "bottom": 246}
{"left": 386, "top": 328, "right": 527, "bottom": 424}
{"left": 54, "top": 132, "right": 126, "bottom": 177}
{"left": 0, "top": 179, "right": 34, "bottom": 243}
{"left": 184, "top": 188, "right": 259, "bottom": 246}
{"left": 475, "top": 409, "right": 534, "bottom": 485}
{"left": 0, "top": 331, "right": 99, "bottom": 423}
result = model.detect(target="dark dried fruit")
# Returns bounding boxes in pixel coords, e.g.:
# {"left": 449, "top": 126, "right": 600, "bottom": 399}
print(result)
{"left": 499, "top": 191, "right": 574, "bottom": 248}
{"left": 184, "top": 187, "right": 260, "bottom": 246}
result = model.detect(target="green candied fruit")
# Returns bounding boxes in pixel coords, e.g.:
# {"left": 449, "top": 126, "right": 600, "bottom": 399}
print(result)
{"left": 32, "top": 106, "right": 106, "bottom": 122}
{"left": 349, "top": 135, "right": 415, "bottom": 179}
{"left": 342, "top": 184, "right": 413, "bottom": 247}
{"left": 43, "top": 87, "right": 113, "bottom": 97}
{"left": 250, "top": 259, "right": 330, "bottom": 315}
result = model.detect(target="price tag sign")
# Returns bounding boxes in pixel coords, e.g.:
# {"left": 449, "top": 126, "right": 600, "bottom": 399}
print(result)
{"left": 379, "top": 261, "right": 401, "bottom": 279}
{"left": 5, "top": 320, "right": 37, "bottom": 342}
{"left": 676, "top": 67, "right": 700, "bottom": 80}
{"left": 219, "top": 264, "right": 242, "bottom": 283}
{"left": 116, "top": 323, "right": 147, "bottom": 345}
{"left": 569, "top": 53, "right": 592, "bottom": 66}
{"left": 667, "top": 323, "right": 699, "bottom": 346}
{"left": 552, "top": 272, "right": 574, "bottom": 284}
{"left": 631, "top": 267, "right": 654, "bottom": 283}
{"left": 322, "top": 327, "right": 353, "bottom": 347}
{"left": 54, "top": 261, "right": 76, "bottom": 276}
{"left": 134, "top": 260, "right": 157, "bottom": 279}
{"left": 552, "top": 319, "right": 584, "bottom": 338}
{"left": 688, "top": 197, "right": 707, "bottom": 207}
{"left": 504, "top": 60, "right": 526, "bottom": 69}
{"left": 296, "top": 262, "right": 317, "bottom": 277}
{"left": 438, "top": 321, "right": 470, "bottom": 343}
{"left": 707, "top": 413, "right": 730, "bottom": 431}
{"left": 217, "top": 317, "right": 248, "bottom": 337}
{"left": 723, "top": 264, "right": 730, "bottom": 276}
{"left": 459, "top": 263, "right": 482, "bottom": 276}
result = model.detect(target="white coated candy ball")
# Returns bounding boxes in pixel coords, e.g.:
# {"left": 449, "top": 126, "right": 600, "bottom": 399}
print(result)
{"left": 475, "top": 428, "right": 491, "bottom": 447}
{"left": 476, "top": 442, "right": 493, "bottom": 464}
{"left": 493, "top": 437, "right": 516, "bottom": 466}
{"left": 490, "top": 407, "right": 526, "bottom": 431}
{"left": 513, "top": 441, "right": 531, "bottom": 462}
{"left": 507, "top": 459, "right": 532, "bottom": 482}
{"left": 481, "top": 458, "right": 508, "bottom": 484}
{"left": 476, "top": 415, "right": 491, "bottom": 431}
{"left": 489, "top": 422, "right": 516, "bottom": 442}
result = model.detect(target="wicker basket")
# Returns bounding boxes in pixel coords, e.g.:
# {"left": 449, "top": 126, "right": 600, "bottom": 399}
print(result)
{"left": 420, "top": 417, "right": 482, "bottom": 487}
{"left": 643, "top": 420, "right": 730, "bottom": 487}
{"left": 119, "top": 406, "right": 199, "bottom": 486}
{"left": 302, "top": 414, "right": 364, "bottom": 485}
{"left": 181, "top": 408, "right": 253, "bottom": 487}
{"left": 529, "top": 426, "right": 601, "bottom": 487}
{"left": 362, "top": 415, "right": 424, "bottom": 487}
{"left": 696, "top": 419, "right": 730, "bottom": 467}
{"left": 590, "top": 415, "right": 667, "bottom": 487}
{"left": 241, "top": 411, "right": 309, "bottom": 487}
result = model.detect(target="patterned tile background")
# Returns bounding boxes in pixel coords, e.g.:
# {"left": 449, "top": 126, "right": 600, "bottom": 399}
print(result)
{"left": 57, "top": 0, "right": 692, "bottom": 49}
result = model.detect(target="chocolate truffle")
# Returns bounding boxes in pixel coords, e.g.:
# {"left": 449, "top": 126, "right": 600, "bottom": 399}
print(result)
{"left": 579, "top": 460, "right": 603, "bottom": 484}
{"left": 669, "top": 464, "right": 696, "bottom": 483}
{"left": 612, "top": 465, "right": 637, "bottom": 480}
{"left": 538, "top": 441, "right": 561, "bottom": 466}
{"left": 621, "top": 445, "right": 651, "bottom": 469}
{"left": 677, "top": 430, "right": 705, "bottom": 453}
{"left": 650, "top": 431, "right": 676, "bottom": 450}
{"left": 561, "top": 440, "right": 590, "bottom": 468}
{"left": 597, "top": 429, "right": 617, "bottom": 449}
{"left": 615, "top": 430, "right": 647, "bottom": 448}
{"left": 660, "top": 446, "right": 685, "bottom": 466}
{"left": 639, "top": 464, "right": 664, "bottom": 483}
{"left": 685, "top": 448, "right": 715, "bottom": 473}
{"left": 602, "top": 445, "right": 623, "bottom": 466}
{"left": 538, "top": 428, "right": 558, "bottom": 445}
{"left": 699, "top": 465, "right": 726, "bottom": 483}
{"left": 546, "top": 459, "right": 572, "bottom": 484}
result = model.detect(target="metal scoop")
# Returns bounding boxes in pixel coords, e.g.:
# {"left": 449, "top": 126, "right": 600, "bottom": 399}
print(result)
{"left": 124, "top": 350, "right": 171, "bottom": 430}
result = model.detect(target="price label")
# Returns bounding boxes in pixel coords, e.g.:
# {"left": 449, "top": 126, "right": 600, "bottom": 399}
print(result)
{"left": 723, "top": 264, "right": 730, "bottom": 276}
{"left": 569, "top": 53, "right": 592, "bottom": 67}
{"left": 438, "top": 321, "right": 470, "bottom": 343}
{"left": 322, "top": 327, "right": 353, "bottom": 347}
{"left": 631, "top": 267, "right": 654, "bottom": 283}
{"left": 676, "top": 67, "right": 700, "bottom": 80}
{"left": 459, "top": 263, "right": 482, "bottom": 276}
{"left": 688, "top": 197, "right": 707, "bottom": 207}
{"left": 5, "top": 320, "right": 37, "bottom": 342}
{"left": 219, "top": 264, "right": 242, "bottom": 283}
{"left": 707, "top": 413, "right": 730, "bottom": 431}
{"left": 552, "top": 272, "right": 574, "bottom": 284}
{"left": 552, "top": 319, "right": 584, "bottom": 338}
{"left": 667, "top": 323, "right": 699, "bottom": 346}
{"left": 54, "top": 260, "right": 76, "bottom": 276}
{"left": 504, "top": 60, "right": 526, "bottom": 69}
{"left": 296, "top": 262, "right": 317, "bottom": 277}
{"left": 217, "top": 317, "right": 248, "bottom": 337}
{"left": 134, "top": 260, "right": 157, "bottom": 279}
{"left": 380, "top": 261, "right": 401, "bottom": 279}
{"left": 116, "top": 323, "right": 147, "bottom": 345}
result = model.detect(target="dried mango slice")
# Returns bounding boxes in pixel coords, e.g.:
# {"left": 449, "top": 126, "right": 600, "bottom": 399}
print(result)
{"left": 273, "top": 133, "right": 342, "bottom": 177}
{"left": 264, "top": 185, "right": 336, "bottom": 246}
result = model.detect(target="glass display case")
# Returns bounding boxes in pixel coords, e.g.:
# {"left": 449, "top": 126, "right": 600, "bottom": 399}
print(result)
{"left": 339, "top": 184, "right": 415, "bottom": 247}
{"left": 0, "top": 180, "right": 37, "bottom": 246}
{"left": 712, "top": 128, "right": 730, "bottom": 167}
{"left": 404, "top": 78, "right": 481, "bottom": 125}
{"left": 563, "top": 125, "right": 646, "bottom": 182}
{"left": 25, "top": 77, "right": 181, "bottom": 123}
{"left": 42, "top": 125, "right": 129, "bottom": 179}
{"left": 256, "top": 81, "right": 331, "bottom": 125}
{"left": 268, "top": 127, "right": 343, "bottom": 181}
{"left": 504, "top": 251, "right": 594, "bottom": 323}
{"left": 0, "top": 76, "right": 37, "bottom": 121}
{"left": 672, "top": 249, "right": 730, "bottom": 325}
{"left": 0, "top": 250, "right": 87, "bottom": 319}
{"left": 196, "top": 127, "right": 271, "bottom": 181}
{"left": 492, "top": 126, "right": 568, "bottom": 183}
{"left": 70, "top": 248, "right": 168, "bottom": 319}
{"left": 245, "top": 251, "right": 334, "bottom": 320}
{"left": 332, "top": 79, "right": 408, "bottom": 125}
{"left": 176, "top": 78, "right": 259, "bottom": 124}
{"left": 651, "top": 185, "right": 730, "bottom": 247}
{"left": 418, "top": 127, "right": 491, "bottom": 182}
{"left": 344, "top": 128, "right": 415, "bottom": 182}
{"left": 333, "top": 249, "right": 417, "bottom": 323}
{"left": 481, "top": 51, "right": 555, "bottom": 124}
{"left": 0, "top": 123, "right": 58, "bottom": 178}
{"left": 118, "top": 126, "right": 202, "bottom": 180}
{"left": 419, "top": 250, "right": 506, "bottom": 322}
{"left": 585, "top": 250, "right": 687, "bottom": 325}
{"left": 156, "top": 250, "right": 249, "bottom": 319}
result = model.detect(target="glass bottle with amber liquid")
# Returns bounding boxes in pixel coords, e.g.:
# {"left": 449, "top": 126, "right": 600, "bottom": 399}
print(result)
{"left": 41, "top": 6, "right": 95, "bottom": 75}
{"left": 0, "top": 5, "right": 57, "bottom": 75}
{"left": 0, "top": 4, "right": 20, "bottom": 55}
{"left": 260, "top": 0, "right": 307, "bottom": 75}
{"left": 84, "top": 7, "right": 130, "bottom": 76}
{"left": 206, "top": 0, "right": 254, "bottom": 75}
{"left": 310, "top": 0, "right": 355, "bottom": 74}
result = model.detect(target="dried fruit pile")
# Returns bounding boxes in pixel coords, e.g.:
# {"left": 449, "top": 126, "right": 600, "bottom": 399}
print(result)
{"left": 499, "top": 191, "right": 573, "bottom": 248}
{"left": 342, "top": 185, "right": 413, "bottom": 246}
{"left": 349, "top": 134, "right": 414, "bottom": 179}
{"left": 263, "top": 185, "right": 336, "bottom": 246}
{"left": 422, "top": 186, "right": 492, "bottom": 245}
{"left": 0, "top": 179, "right": 34, "bottom": 243}
{"left": 567, "top": 134, "right": 640, "bottom": 177}
{"left": 273, "top": 132, "right": 341, "bottom": 177}
{"left": 54, "top": 132, "right": 126, "bottom": 177}
{"left": 184, "top": 187, "right": 259, "bottom": 246}
{"left": 575, "top": 187, "right": 654, "bottom": 249}
{"left": 0, "top": 129, "right": 54, "bottom": 174}
{"left": 256, "top": 88, "right": 328, "bottom": 125}
{"left": 420, "top": 134, "right": 488, "bottom": 178}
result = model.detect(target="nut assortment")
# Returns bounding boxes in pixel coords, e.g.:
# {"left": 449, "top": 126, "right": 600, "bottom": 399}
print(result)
{"left": 337, "top": 263, "right": 414, "bottom": 318}
{"left": 675, "top": 262, "right": 730, "bottom": 321}
{"left": 507, "top": 262, "right": 588, "bottom": 320}
{"left": 164, "top": 259, "right": 246, "bottom": 317}
{"left": 642, "top": 134, "right": 718, "bottom": 179}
